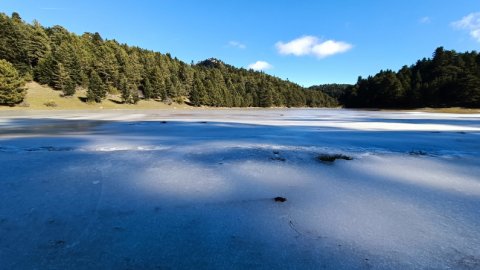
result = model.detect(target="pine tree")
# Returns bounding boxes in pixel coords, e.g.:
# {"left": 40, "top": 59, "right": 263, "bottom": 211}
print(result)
{"left": 51, "top": 62, "right": 69, "bottom": 90}
{"left": 131, "top": 90, "right": 140, "bottom": 104}
{"left": 87, "top": 70, "right": 106, "bottom": 103}
{"left": 34, "top": 53, "right": 54, "bottom": 85}
{"left": 119, "top": 75, "right": 131, "bottom": 104}
{"left": 118, "top": 74, "right": 139, "bottom": 104}
{"left": 0, "top": 13, "right": 30, "bottom": 73}
{"left": 62, "top": 76, "right": 76, "bottom": 96}
{"left": 148, "top": 67, "right": 164, "bottom": 99}
{"left": 0, "top": 59, "right": 26, "bottom": 105}
{"left": 165, "top": 78, "right": 174, "bottom": 98}
{"left": 142, "top": 77, "right": 153, "bottom": 100}
{"left": 258, "top": 82, "right": 273, "bottom": 107}
{"left": 26, "top": 21, "right": 51, "bottom": 67}
{"left": 190, "top": 74, "right": 208, "bottom": 106}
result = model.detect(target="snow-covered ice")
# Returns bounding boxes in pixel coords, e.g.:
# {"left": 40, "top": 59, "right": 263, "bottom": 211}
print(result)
{"left": 0, "top": 109, "right": 479, "bottom": 269}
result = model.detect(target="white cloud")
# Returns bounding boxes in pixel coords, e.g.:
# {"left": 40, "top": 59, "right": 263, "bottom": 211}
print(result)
{"left": 452, "top": 12, "right": 480, "bottom": 42}
{"left": 275, "top": 35, "right": 353, "bottom": 59}
{"left": 228, "top": 41, "right": 246, "bottom": 49}
{"left": 420, "top": 16, "right": 431, "bottom": 24}
{"left": 276, "top": 36, "right": 318, "bottom": 56}
{"left": 472, "top": 29, "right": 480, "bottom": 41}
{"left": 311, "top": 40, "right": 353, "bottom": 58}
{"left": 247, "top": 61, "right": 273, "bottom": 71}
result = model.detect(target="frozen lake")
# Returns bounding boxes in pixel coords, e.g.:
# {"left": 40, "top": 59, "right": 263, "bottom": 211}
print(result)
{"left": 1, "top": 109, "right": 480, "bottom": 269}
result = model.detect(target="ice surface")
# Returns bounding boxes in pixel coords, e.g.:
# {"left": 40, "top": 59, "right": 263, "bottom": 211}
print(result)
{"left": 0, "top": 109, "right": 479, "bottom": 269}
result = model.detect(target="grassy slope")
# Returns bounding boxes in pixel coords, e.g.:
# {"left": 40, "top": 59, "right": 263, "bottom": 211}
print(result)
{"left": 0, "top": 82, "right": 192, "bottom": 110}
{"left": 417, "top": 107, "right": 480, "bottom": 114}
{"left": 380, "top": 108, "right": 480, "bottom": 114}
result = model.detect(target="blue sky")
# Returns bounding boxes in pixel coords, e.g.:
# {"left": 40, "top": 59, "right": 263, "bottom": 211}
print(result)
{"left": 1, "top": 0, "right": 479, "bottom": 86}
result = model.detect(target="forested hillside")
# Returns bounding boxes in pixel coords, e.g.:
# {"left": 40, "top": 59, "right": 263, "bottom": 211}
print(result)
{"left": 0, "top": 12, "right": 336, "bottom": 107}
{"left": 341, "top": 47, "right": 480, "bottom": 108}
{"left": 308, "top": 84, "right": 351, "bottom": 104}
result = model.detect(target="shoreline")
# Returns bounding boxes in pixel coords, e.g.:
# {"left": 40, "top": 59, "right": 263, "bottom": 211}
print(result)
{"left": 1, "top": 106, "right": 479, "bottom": 115}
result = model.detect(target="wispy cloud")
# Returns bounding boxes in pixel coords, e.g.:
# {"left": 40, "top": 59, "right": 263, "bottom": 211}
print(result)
{"left": 275, "top": 35, "right": 352, "bottom": 59}
{"left": 228, "top": 41, "right": 246, "bottom": 49}
{"left": 247, "top": 61, "right": 273, "bottom": 71}
{"left": 452, "top": 12, "right": 480, "bottom": 42}
{"left": 419, "top": 16, "right": 431, "bottom": 24}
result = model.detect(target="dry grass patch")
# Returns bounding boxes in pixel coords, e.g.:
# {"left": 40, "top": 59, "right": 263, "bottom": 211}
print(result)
{"left": 0, "top": 82, "right": 191, "bottom": 110}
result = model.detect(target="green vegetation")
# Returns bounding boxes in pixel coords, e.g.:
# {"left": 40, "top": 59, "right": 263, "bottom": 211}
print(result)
{"left": 87, "top": 70, "right": 107, "bottom": 103}
{"left": 341, "top": 47, "right": 480, "bottom": 108}
{"left": 308, "top": 84, "right": 351, "bottom": 104}
{"left": 0, "top": 59, "right": 26, "bottom": 105}
{"left": 0, "top": 12, "right": 336, "bottom": 108}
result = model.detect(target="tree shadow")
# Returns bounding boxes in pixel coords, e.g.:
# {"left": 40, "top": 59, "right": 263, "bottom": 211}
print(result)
{"left": 78, "top": 96, "right": 88, "bottom": 103}
{"left": 108, "top": 98, "right": 124, "bottom": 104}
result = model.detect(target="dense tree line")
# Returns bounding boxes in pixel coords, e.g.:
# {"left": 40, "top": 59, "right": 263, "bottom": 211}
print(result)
{"left": 308, "top": 84, "right": 351, "bottom": 104}
{"left": 341, "top": 47, "right": 480, "bottom": 108}
{"left": 0, "top": 12, "right": 336, "bottom": 107}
